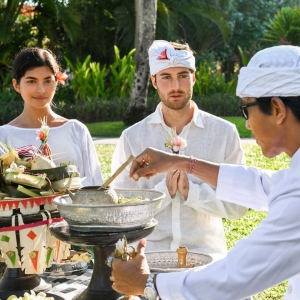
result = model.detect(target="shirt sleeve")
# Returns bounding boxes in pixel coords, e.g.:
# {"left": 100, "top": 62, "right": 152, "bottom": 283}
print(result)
{"left": 216, "top": 164, "right": 285, "bottom": 211}
{"left": 157, "top": 181, "right": 300, "bottom": 299}
{"left": 184, "top": 125, "right": 248, "bottom": 219}
{"left": 75, "top": 122, "right": 103, "bottom": 186}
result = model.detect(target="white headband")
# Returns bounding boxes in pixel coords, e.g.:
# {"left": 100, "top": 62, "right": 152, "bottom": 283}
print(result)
{"left": 148, "top": 40, "right": 196, "bottom": 76}
{"left": 236, "top": 45, "right": 300, "bottom": 98}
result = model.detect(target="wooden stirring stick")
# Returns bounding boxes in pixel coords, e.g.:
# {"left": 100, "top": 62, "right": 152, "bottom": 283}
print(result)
{"left": 98, "top": 155, "right": 136, "bottom": 189}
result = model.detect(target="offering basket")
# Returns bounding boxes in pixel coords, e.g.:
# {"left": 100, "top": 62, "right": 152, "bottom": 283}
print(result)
{"left": 0, "top": 194, "right": 63, "bottom": 292}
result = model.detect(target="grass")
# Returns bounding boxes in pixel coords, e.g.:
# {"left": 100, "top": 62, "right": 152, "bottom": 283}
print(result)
{"left": 86, "top": 116, "right": 252, "bottom": 138}
{"left": 96, "top": 143, "right": 291, "bottom": 300}
{"left": 85, "top": 121, "right": 128, "bottom": 137}
{"left": 222, "top": 116, "right": 252, "bottom": 138}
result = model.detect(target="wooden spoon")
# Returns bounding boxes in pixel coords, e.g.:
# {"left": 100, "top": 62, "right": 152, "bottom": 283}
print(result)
{"left": 97, "top": 154, "right": 136, "bottom": 190}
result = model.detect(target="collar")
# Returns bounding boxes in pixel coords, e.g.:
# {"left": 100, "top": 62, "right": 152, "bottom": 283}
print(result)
{"left": 290, "top": 147, "right": 300, "bottom": 170}
{"left": 148, "top": 101, "right": 205, "bottom": 129}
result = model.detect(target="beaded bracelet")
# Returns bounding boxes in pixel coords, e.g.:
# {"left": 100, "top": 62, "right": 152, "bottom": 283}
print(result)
{"left": 188, "top": 156, "right": 196, "bottom": 174}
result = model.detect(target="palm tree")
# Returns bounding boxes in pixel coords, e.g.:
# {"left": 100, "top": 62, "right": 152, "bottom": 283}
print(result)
{"left": 123, "top": 0, "right": 157, "bottom": 125}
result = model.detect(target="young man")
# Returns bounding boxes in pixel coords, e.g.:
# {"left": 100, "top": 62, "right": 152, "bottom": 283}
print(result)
{"left": 111, "top": 40, "right": 248, "bottom": 259}
{"left": 110, "top": 45, "right": 300, "bottom": 299}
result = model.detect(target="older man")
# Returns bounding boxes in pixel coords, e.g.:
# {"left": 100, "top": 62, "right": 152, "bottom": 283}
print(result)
{"left": 110, "top": 45, "right": 300, "bottom": 300}
{"left": 111, "top": 40, "right": 248, "bottom": 259}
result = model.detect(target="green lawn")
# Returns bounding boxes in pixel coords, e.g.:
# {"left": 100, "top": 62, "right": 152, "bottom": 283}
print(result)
{"left": 86, "top": 116, "right": 252, "bottom": 138}
{"left": 95, "top": 143, "right": 291, "bottom": 300}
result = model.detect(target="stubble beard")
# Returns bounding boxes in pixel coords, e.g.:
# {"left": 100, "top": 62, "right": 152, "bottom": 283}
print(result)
{"left": 157, "top": 87, "right": 192, "bottom": 111}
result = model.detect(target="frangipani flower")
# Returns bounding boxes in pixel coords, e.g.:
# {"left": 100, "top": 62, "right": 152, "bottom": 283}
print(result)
{"left": 115, "top": 238, "right": 126, "bottom": 255}
{"left": 114, "top": 236, "right": 137, "bottom": 261}
{"left": 6, "top": 162, "right": 25, "bottom": 173}
{"left": 171, "top": 136, "right": 187, "bottom": 153}
{"left": 56, "top": 72, "right": 68, "bottom": 85}
{"left": 161, "top": 127, "right": 187, "bottom": 154}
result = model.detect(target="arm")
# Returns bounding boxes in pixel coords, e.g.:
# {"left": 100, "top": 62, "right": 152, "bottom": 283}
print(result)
{"left": 184, "top": 126, "right": 248, "bottom": 219}
{"left": 76, "top": 122, "right": 103, "bottom": 186}
{"left": 112, "top": 181, "right": 300, "bottom": 299}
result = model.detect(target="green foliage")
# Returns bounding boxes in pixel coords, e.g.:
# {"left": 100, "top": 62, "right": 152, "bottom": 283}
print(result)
{"left": 64, "top": 46, "right": 135, "bottom": 102}
{"left": 64, "top": 55, "right": 108, "bottom": 100}
{"left": 156, "top": 0, "right": 232, "bottom": 54}
{"left": 237, "top": 46, "right": 252, "bottom": 67}
{"left": 193, "top": 62, "right": 238, "bottom": 95}
{"left": 194, "top": 94, "right": 241, "bottom": 117}
{"left": 0, "top": 91, "right": 23, "bottom": 125}
{"left": 108, "top": 46, "right": 136, "bottom": 98}
{"left": 263, "top": 6, "right": 300, "bottom": 45}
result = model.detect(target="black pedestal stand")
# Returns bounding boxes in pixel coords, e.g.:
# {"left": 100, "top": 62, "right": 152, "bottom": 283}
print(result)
{"left": 49, "top": 220, "right": 157, "bottom": 300}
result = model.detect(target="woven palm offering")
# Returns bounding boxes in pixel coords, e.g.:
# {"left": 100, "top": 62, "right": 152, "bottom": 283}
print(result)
{"left": 0, "top": 117, "right": 80, "bottom": 274}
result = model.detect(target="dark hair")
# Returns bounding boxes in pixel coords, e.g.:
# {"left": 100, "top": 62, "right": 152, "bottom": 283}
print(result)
{"left": 12, "top": 48, "right": 60, "bottom": 84}
{"left": 257, "top": 96, "right": 300, "bottom": 122}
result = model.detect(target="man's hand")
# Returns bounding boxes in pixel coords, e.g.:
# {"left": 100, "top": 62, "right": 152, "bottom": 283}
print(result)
{"left": 178, "top": 170, "right": 189, "bottom": 198}
{"left": 166, "top": 170, "right": 180, "bottom": 198}
{"left": 112, "top": 239, "right": 150, "bottom": 296}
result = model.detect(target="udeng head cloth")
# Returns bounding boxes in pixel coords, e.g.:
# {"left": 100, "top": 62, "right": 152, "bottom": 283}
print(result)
{"left": 237, "top": 45, "right": 300, "bottom": 98}
{"left": 149, "top": 40, "right": 196, "bottom": 76}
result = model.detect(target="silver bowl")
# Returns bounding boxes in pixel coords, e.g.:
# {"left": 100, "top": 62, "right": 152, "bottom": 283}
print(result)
{"left": 146, "top": 250, "right": 213, "bottom": 272}
{"left": 53, "top": 189, "right": 165, "bottom": 232}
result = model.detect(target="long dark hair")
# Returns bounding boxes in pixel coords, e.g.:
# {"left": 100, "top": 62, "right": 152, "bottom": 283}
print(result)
{"left": 12, "top": 48, "right": 60, "bottom": 84}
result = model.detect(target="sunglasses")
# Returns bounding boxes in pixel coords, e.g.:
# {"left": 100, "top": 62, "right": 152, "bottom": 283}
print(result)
{"left": 239, "top": 101, "right": 259, "bottom": 120}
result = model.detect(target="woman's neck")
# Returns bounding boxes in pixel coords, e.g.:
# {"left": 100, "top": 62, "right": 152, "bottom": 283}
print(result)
{"left": 8, "top": 107, "right": 67, "bottom": 128}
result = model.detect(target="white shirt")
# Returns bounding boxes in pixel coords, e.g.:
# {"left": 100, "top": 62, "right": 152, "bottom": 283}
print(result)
{"left": 157, "top": 147, "right": 300, "bottom": 300}
{"left": 0, "top": 119, "right": 103, "bottom": 186}
{"left": 111, "top": 102, "right": 248, "bottom": 256}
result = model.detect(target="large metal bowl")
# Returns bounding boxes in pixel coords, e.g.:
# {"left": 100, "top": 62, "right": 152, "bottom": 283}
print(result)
{"left": 53, "top": 189, "right": 165, "bottom": 232}
{"left": 146, "top": 250, "right": 213, "bottom": 272}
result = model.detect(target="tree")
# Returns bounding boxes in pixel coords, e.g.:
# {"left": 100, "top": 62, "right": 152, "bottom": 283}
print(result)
{"left": 263, "top": 7, "right": 300, "bottom": 46}
{"left": 0, "top": 0, "right": 81, "bottom": 79}
{"left": 123, "top": 0, "right": 157, "bottom": 126}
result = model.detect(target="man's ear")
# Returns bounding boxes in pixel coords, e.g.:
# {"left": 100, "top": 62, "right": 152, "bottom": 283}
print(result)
{"left": 192, "top": 72, "right": 196, "bottom": 86}
{"left": 151, "top": 75, "right": 157, "bottom": 89}
{"left": 12, "top": 78, "right": 20, "bottom": 93}
{"left": 271, "top": 97, "right": 286, "bottom": 125}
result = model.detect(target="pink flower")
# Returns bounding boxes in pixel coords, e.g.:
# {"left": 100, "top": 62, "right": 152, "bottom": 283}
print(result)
{"left": 56, "top": 72, "right": 68, "bottom": 85}
{"left": 161, "top": 127, "right": 187, "bottom": 154}
{"left": 36, "top": 117, "right": 50, "bottom": 150}
{"left": 171, "top": 136, "right": 187, "bottom": 153}
{"left": 157, "top": 49, "right": 168, "bottom": 60}
{"left": 36, "top": 130, "right": 46, "bottom": 141}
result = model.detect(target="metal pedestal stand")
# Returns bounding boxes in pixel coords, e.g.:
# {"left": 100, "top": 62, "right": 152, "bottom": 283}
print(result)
{"left": 49, "top": 220, "right": 157, "bottom": 300}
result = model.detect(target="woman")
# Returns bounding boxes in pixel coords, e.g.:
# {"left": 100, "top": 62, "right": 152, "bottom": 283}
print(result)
{"left": 0, "top": 47, "right": 103, "bottom": 291}
{"left": 0, "top": 47, "right": 103, "bottom": 186}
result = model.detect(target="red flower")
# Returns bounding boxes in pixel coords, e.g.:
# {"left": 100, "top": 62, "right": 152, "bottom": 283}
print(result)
{"left": 56, "top": 72, "right": 68, "bottom": 85}
{"left": 157, "top": 49, "right": 168, "bottom": 60}
{"left": 36, "top": 130, "right": 46, "bottom": 141}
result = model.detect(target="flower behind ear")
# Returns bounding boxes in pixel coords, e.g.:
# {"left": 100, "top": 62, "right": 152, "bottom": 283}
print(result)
{"left": 56, "top": 72, "right": 68, "bottom": 85}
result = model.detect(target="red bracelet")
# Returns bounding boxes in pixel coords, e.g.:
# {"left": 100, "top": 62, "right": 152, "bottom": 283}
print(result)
{"left": 188, "top": 156, "right": 196, "bottom": 174}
